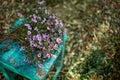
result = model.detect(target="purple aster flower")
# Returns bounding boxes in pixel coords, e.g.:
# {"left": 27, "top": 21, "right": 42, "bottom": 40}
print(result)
{"left": 33, "top": 14, "right": 37, "bottom": 19}
{"left": 56, "top": 38, "right": 62, "bottom": 44}
{"left": 55, "top": 19, "right": 58, "bottom": 23}
{"left": 41, "top": 18, "right": 46, "bottom": 24}
{"left": 55, "top": 19, "right": 59, "bottom": 26}
{"left": 64, "top": 28, "right": 67, "bottom": 33}
{"left": 37, "top": 53, "right": 41, "bottom": 58}
{"left": 38, "top": 64, "right": 42, "bottom": 68}
{"left": 33, "top": 35, "right": 36, "bottom": 40}
{"left": 53, "top": 44, "right": 58, "bottom": 50}
{"left": 52, "top": 15, "right": 56, "bottom": 19}
{"left": 27, "top": 31, "right": 31, "bottom": 35}
{"left": 24, "top": 24, "right": 30, "bottom": 27}
{"left": 36, "top": 34, "right": 42, "bottom": 42}
{"left": 38, "top": 1, "right": 45, "bottom": 5}
{"left": 42, "top": 34, "right": 46, "bottom": 39}
{"left": 30, "top": 40, "right": 34, "bottom": 47}
{"left": 59, "top": 21, "right": 63, "bottom": 27}
{"left": 44, "top": 53, "right": 50, "bottom": 58}
{"left": 27, "top": 26, "right": 32, "bottom": 30}
{"left": 34, "top": 27, "right": 38, "bottom": 31}
{"left": 47, "top": 26, "right": 50, "bottom": 30}
{"left": 31, "top": 18, "right": 37, "bottom": 23}
{"left": 35, "top": 10, "right": 38, "bottom": 14}
{"left": 49, "top": 15, "right": 52, "bottom": 19}
{"left": 38, "top": 41, "right": 42, "bottom": 45}
{"left": 18, "top": 12, "right": 23, "bottom": 18}
{"left": 33, "top": 44, "right": 37, "bottom": 47}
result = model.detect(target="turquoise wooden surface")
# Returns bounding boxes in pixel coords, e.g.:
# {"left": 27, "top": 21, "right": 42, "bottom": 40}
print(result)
{"left": 0, "top": 19, "right": 67, "bottom": 80}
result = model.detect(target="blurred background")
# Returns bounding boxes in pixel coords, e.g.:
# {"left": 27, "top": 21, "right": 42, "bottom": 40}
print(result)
{"left": 0, "top": 0, "right": 120, "bottom": 80}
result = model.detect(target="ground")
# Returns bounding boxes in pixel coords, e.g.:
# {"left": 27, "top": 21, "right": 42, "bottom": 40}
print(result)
{"left": 0, "top": 0, "right": 120, "bottom": 80}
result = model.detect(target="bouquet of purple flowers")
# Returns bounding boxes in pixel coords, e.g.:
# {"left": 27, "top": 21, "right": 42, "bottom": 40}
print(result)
{"left": 10, "top": 1, "right": 66, "bottom": 68}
